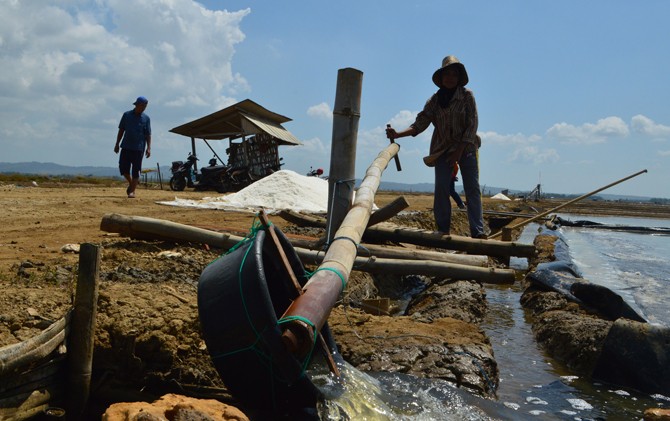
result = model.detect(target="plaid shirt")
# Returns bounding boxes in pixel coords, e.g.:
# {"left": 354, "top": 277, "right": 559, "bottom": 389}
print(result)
{"left": 410, "top": 86, "right": 481, "bottom": 167}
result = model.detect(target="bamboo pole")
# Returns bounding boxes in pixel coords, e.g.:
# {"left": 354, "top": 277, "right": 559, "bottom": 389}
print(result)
{"left": 100, "top": 213, "right": 492, "bottom": 268}
{"left": 296, "top": 249, "right": 515, "bottom": 283}
{"left": 279, "top": 209, "right": 535, "bottom": 258}
{"left": 0, "top": 358, "right": 64, "bottom": 396}
{"left": 290, "top": 239, "right": 489, "bottom": 267}
{"left": 0, "top": 313, "right": 70, "bottom": 376}
{"left": 280, "top": 142, "right": 399, "bottom": 357}
{"left": 489, "top": 169, "right": 648, "bottom": 239}
{"left": 67, "top": 243, "right": 101, "bottom": 420}
{"left": 100, "top": 213, "right": 231, "bottom": 246}
{"left": 257, "top": 211, "right": 340, "bottom": 377}
{"left": 366, "top": 196, "right": 410, "bottom": 227}
{"left": 0, "top": 388, "right": 56, "bottom": 421}
{"left": 326, "top": 68, "right": 363, "bottom": 243}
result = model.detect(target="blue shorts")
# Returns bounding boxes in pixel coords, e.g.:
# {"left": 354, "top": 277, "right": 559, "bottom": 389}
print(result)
{"left": 119, "top": 149, "right": 144, "bottom": 179}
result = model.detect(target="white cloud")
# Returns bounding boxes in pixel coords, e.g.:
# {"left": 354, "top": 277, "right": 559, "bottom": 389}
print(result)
{"left": 307, "top": 102, "right": 332, "bottom": 120}
{"left": 631, "top": 115, "right": 670, "bottom": 140}
{"left": 508, "top": 145, "right": 560, "bottom": 164}
{"left": 480, "top": 131, "right": 556, "bottom": 164}
{"left": 280, "top": 137, "right": 329, "bottom": 173}
{"left": 658, "top": 150, "right": 670, "bottom": 157}
{"left": 546, "top": 116, "right": 629, "bottom": 144}
{"left": 387, "top": 110, "right": 417, "bottom": 130}
{"left": 479, "top": 131, "right": 542, "bottom": 146}
{"left": 0, "top": 0, "right": 251, "bottom": 165}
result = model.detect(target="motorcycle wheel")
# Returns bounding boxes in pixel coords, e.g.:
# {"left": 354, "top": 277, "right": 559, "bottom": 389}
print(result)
{"left": 215, "top": 181, "right": 230, "bottom": 193}
{"left": 170, "top": 175, "right": 187, "bottom": 191}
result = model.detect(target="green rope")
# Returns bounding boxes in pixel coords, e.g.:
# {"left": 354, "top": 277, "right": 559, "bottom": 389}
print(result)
{"left": 277, "top": 315, "right": 318, "bottom": 375}
{"left": 311, "top": 267, "right": 347, "bottom": 292}
{"left": 238, "top": 237, "right": 262, "bottom": 338}
{"left": 206, "top": 217, "right": 326, "bottom": 392}
{"left": 226, "top": 216, "right": 264, "bottom": 255}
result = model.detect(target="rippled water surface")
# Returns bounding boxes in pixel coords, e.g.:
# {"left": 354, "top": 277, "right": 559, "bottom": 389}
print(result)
{"left": 314, "top": 216, "right": 670, "bottom": 419}
{"left": 481, "top": 216, "right": 670, "bottom": 419}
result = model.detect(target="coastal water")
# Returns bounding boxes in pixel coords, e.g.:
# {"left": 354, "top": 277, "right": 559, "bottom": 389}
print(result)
{"left": 316, "top": 215, "right": 670, "bottom": 420}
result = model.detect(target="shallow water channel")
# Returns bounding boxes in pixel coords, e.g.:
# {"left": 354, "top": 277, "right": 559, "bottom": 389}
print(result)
{"left": 480, "top": 222, "right": 670, "bottom": 420}
{"left": 313, "top": 221, "right": 670, "bottom": 420}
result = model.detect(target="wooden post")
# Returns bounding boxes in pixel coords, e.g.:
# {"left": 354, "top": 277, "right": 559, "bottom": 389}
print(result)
{"left": 190, "top": 137, "right": 198, "bottom": 173}
{"left": 500, "top": 227, "right": 513, "bottom": 266}
{"left": 367, "top": 196, "right": 410, "bottom": 227}
{"left": 67, "top": 243, "right": 101, "bottom": 420}
{"left": 156, "top": 162, "right": 163, "bottom": 190}
{"left": 326, "top": 68, "right": 363, "bottom": 243}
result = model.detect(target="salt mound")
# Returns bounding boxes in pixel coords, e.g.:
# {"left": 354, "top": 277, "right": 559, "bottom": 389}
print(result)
{"left": 491, "top": 193, "right": 511, "bottom": 201}
{"left": 159, "top": 170, "right": 330, "bottom": 213}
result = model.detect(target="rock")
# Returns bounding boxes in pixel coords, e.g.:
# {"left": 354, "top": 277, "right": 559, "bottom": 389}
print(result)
{"left": 102, "top": 393, "right": 249, "bottom": 421}
{"left": 61, "top": 243, "right": 80, "bottom": 253}
{"left": 645, "top": 407, "right": 670, "bottom": 420}
{"left": 406, "top": 279, "right": 487, "bottom": 324}
{"left": 328, "top": 306, "right": 498, "bottom": 396}
{"left": 532, "top": 310, "right": 611, "bottom": 374}
{"left": 593, "top": 319, "right": 670, "bottom": 394}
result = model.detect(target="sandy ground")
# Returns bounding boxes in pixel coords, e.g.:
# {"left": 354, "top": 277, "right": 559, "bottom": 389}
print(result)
{"left": 0, "top": 182, "right": 447, "bottom": 274}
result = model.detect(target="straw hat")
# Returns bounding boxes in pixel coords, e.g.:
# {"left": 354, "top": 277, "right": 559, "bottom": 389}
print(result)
{"left": 432, "top": 55, "right": 469, "bottom": 87}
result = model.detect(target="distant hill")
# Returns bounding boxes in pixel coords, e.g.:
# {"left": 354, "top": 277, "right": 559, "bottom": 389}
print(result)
{"left": 0, "top": 161, "right": 121, "bottom": 178}
{"left": 1, "top": 161, "right": 658, "bottom": 202}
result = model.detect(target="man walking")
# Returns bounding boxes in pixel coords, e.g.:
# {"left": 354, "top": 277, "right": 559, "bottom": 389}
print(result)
{"left": 115, "top": 96, "right": 151, "bottom": 198}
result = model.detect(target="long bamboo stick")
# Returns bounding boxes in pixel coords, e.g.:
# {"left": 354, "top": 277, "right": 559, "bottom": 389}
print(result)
{"left": 0, "top": 313, "right": 70, "bottom": 376}
{"left": 489, "top": 169, "right": 648, "bottom": 239}
{"left": 296, "top": 249, "right": 516, "bottom": 283}
{"left": 99, "top": 213, "right": 493, "bottom": 269}
{"left": 279, "top": 143, "right": 399, "bottom": 357}
{"left": 279, "top": 209, "right": 535, "bottom": 258}
{"left": 292, "top": 240, "right": 490, "bottom": 267}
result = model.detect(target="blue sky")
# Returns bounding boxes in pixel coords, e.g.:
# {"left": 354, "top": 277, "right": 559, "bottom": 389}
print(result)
{"left": 1, "top": 0, "right": 669, "bottom": 198}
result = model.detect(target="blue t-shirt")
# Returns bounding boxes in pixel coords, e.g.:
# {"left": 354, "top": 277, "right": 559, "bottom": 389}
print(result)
{"left": 118, "top": 110, "right": 151, "bottom": 151}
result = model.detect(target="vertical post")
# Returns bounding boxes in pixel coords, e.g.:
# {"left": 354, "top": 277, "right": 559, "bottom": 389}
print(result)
{"left": 327, "top": 68, "right": 363, "bottom": 243}
{"left": 156, "top": 162, "right": 163, "bottom": 190}
{"left": 500, "top": 227, "right": 512, "bottom": 266}
{"left": 67, "top": 243, "right": 101, "bottom": 420}
{"left": 190, "top": 137, "right": 198, "bottom": 173}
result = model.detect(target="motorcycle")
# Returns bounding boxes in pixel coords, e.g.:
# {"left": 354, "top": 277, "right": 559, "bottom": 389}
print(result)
{"left": 169, "top": 153, "right": 198, "bottom": 191}
{"left": 306, "top": 167, "right": 324, "bottom": 177}
{"left": 196, "top": 157, "right": 235, "bottom": 192}
{"left": 170, "top": 154, "right": 231, "bottom": 192}
{"left": 170, "top": 152, "right": 285, "bottom": 193}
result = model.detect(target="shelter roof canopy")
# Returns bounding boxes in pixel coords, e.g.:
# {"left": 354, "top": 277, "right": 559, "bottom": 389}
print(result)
{"left": 169, "top": 99, "right": 301, "bottom": 146}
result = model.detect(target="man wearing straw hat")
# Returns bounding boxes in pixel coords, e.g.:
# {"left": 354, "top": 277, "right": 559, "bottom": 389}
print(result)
{"left": 386, "top": 55, "right": 486, "bottom": 238}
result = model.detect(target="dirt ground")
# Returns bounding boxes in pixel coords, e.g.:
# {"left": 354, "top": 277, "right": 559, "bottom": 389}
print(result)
{"left": 2, "top": 181, "right": 668, "bottom": 275}
{"left": 2, "top": 180, "right": 669, "bottom": 416}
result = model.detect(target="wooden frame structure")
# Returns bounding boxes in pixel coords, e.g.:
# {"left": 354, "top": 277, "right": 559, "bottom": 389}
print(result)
{"left": 169, "top": 99, "right": 301, "bottom": 175}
